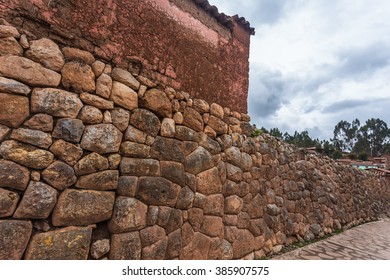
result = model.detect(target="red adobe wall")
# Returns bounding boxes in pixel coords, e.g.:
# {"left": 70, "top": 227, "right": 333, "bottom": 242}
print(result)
{"left": 0, "top": 0, "right": 253, "bottom": 113}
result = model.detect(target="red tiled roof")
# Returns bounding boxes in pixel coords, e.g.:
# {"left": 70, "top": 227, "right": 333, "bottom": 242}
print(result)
{"left": 192, "top": 0, "right": 255, "bottom": 35}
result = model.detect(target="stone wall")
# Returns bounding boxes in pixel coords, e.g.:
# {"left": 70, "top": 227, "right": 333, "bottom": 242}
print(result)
{"left": 0, "top": 0, "right": 253, "bottom": 113}
{"left": 1, "top": 20, "right": 390, "bottom": 260}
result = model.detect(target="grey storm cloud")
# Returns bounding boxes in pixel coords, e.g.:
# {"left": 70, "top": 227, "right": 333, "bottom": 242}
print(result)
{"left": 336, "top": 42, "right": 390, "bottom": 77}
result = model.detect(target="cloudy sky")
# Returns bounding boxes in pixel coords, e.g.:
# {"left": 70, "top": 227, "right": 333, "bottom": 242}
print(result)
{"left": 208, "top": 0, "right": 390, "bottom": 140}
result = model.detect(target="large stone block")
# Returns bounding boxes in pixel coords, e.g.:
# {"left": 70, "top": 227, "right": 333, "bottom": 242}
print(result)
{"left": 13, "top": 181, "right": 57, "bottom": 219}
{"left": 52, "top": 189, "right": 115, "bottom": 226}
{"left": 110, "top": 81, "right": 138, "bottom": 110}
{"left": 24, "top": 114, "right": 53, "bottom": 132}
{"left": 109, "top": 232, "right": 141, "bottom": 260}
{"left": 232, "top": 229, "right": 255, "bottom": 259}
{"left": 200, "top": 216, "right": 224, "bottom": 238}
{"left": 0, "top": 56, "right": 61, "bottom": 87}
{"left": 0, "top": 159, "right": 30, "bottom": 191}
{"left": 76, "top": 170, "right": 119, "bottom": 191}
{"left": 0, "top": 220, "right": 32, "bottom": 260}
{"left": 203, "top": 194, "right": 224, "bottom": 216}
{"left": 31, "top": 88, "right": 83, "bottom": 118}
{"left": 49, "top": 140, "right": 83, "bottom": 166}
{"left": 0, "top": 36, "right": 23, "bottom": 56}
{"left": 142, "top": 237, "right": 168, "bottom": 260}
{"left": 0, "top": 188, "right": 19, "bottom": 218}
{"left": 108, "top": 197, "right": 147, "bottom": 233}
{"left": 62, "top": 47, "right": 95, "bottom": 65}
{"left": 120, "top": 158, "right": 160, "bottom": 176}
{"left": 111, "top": 67, "right": 140, "bottom": 90}
{"left": 130, "top": 109, "right": 160, "bottom": 137}
{"left": 80, "top": 92, "right": 114, "bottom": 110}
{"left": 183, "top": 107, "right": 204, "bottom": 132}
{"left": 136, "top": 177, "right": 181, "bottom": 207}
{"left": 140, "top": 89, "right": 172, "bottom": 118}
{"left": 80, "top": 124, "right": 123, "bottom": 154}
{"left": 180, "top": 232, "right": 211, "bottom": 260}
{"left": 52, "top": 118, "right": 85, "bottom": 143}
{"left": 196, "top": 167, "right": 222, "bottom": 195}
{"left": 11, "top": 128, "right": 52, "bottom": 149}
{"left": 96, "top": 73, "right": 112, "bottom": 99}
{"left": 25, "top": 38, "right": 65, "bottom": 71}
{"left": 0, "top": 77, "right": 30, "bottom": 96}
{"left": 161, "top": 161, "right": 186, "bottom": 187}
{"left": 120, "top": 142, "right": 150, "bottom": 158}
{"left": 140, "top": 225, "right": 166, "bottom": 247}
{"left": 151, "top": 136, "right": 197, "bottom": 162}
{"left": 184, "top": 146, "right": 214, "bottom": 175}
{"left": 0, "top": 93, "right": 29, "bottom": 128}
{"left": 24, "top": 226, "right": 92, "bottom": 260}
{"left": 0, "top": 140, "right": 54, "bottom": 169}
{"left": 42, "top": 161, "right": 77, "bottom": 191}
{"left": 61, "top": 61, "right": 95, "bottom": 93}
{"left": 74, "top": 152, "right": 109, "bottom": 175}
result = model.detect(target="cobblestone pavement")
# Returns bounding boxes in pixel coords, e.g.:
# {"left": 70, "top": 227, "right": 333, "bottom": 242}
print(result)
{"left": 273, "top": 219, "right": 390, "bottom": 260}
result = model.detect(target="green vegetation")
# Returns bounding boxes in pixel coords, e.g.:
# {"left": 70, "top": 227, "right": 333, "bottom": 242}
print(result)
{"left": 261, "top": 118, "right": 390, "bottom": 159}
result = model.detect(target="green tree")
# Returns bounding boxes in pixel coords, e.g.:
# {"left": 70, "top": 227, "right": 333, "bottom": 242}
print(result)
{"left": 333, "top": 119, "right": 360, "bottom": 152}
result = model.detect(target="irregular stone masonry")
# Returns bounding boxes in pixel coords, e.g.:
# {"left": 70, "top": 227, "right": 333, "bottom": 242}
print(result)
{"left": 0, "top": 21, "right": 390, "bottom": 260}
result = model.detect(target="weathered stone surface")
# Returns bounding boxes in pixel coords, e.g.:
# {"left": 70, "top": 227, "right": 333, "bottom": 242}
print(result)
{"left": 61, "top": 61, "right": 95, "bottom": 93}
{"left": 11, "top": 128, "right": 52, "bottom": 149}
{"left": 139, "top": 225, "right": 166, "bottom": 248}
{"left": 0, "top": 188, "right": 19, "bottom": 218}
{"left": 196, "top": 167, "right": 222, "bottom": 195}
{"left": 0, "top": 220, "right": 32, "bottom": 260}
{"left": 193, "top": 99, "right": 210, "bottom": 114}
{"left": 90, "top": 239, "right": 110, "bottom": 259}
{"left": 24, "top": 114, "right": 53, "bottom": 132}
{"left": 49, "top": 140, "right": 83, "bottom": 166}
{"left": 120, "top": 158, "right": 160, "bottom": 176}
{"left": 109, "top": 232, "right": 141, "bottom": 260}
{"left": 142, "top": 236, "right": 168, "bottom": 260}
{"left": 117, "top": 176, "right": 138, "bottom": 197}
{"left": 52, "top": 189, "right": 115, "bottom": 226}
{"left": 31, "top": 88, "right": 83, "bottom": 118}
{"left": 232, "top": 229, "right": 255, "bottom": 259}
{"left": 151, "top": 136, "right": 197, "bottom": 162}
{"left": 0, "top": 159, "right": 29, "bottom": 191}
{"left": 184, "top": 146, "right": 214, "bottom": 175}
{"left": 0, "top": 93, "right": 29, "bottom": 128}
{"left": 210, "top": 103, "right": 224, "bottom": 119}
{"left": 180, "top": 232, "right": 211, "bottom": 260}
{"left": 0, "top": 36, "right": 23, "bottom": 56}
{"left": 124, "top": 125, "right": 147, "bottom": 143}
{"left": 197, "top": 132, "right": 222, "bottom": 154}
{"left": 175, "top": 126, "right": 197, "bottom": 141}
{"left": 92, "top": 60, "right": 105, "bottom": 76}
{"left": 136, "top": 177, "right": 180, "bottom": 207}
{"left": 95, "top": 73, "right": 112, "bottom": 99}
{"left": 62, "top": 47, "right": 95, "bottom": 65}
{"left": 226, "top": 163, "right": 243, "bottom": 182}
{"left": 204, "top": 125, "right": 217, "bottom": 138}
{"left": 161, "top": 161, "right": 186, "bottom": 187}
{"left": 183, "top": 107, "right": 204, "bottom": 132}
{"left": 204, "top": 194, "right": 224, "bottom": 216}
{"left": 200, "top": 216, "right": 223, "bottom": 237}
{"left": 161, "top": 118, "right": 175, "bottom": 137}
{"left": 176, "top": 186, "right": 195, "bottom": 209}
{"left": 108, "top": 197, "right": 147, "bottom": 233}
{"left": 120, "top": 142, "right": 150, "bottom": 158}
{"left": 52, "top": 118, "right": 85, "bottom": 143}
{"left": 225, "top": 195, "right": 244, "bottom": 214}
{"left": 130, "top": 109, "right": 160, "bottom": 137}
{"left": 78, "top": 105, "right": 103, "bottom": 124}
{"left": 19, "top": 34, "right": 29, "bottom": 48}
{"left": 0, "top": 140, "right": 54, "bottom": 169}
{"left": 76, "top": 170, "right": 119, "bottom": 191}
{"left": 111, "top": 67, "right": 140, "bottom": 90}
{"left": 110, "top": 81, "right": 138, "bottom": 110}
{"left": 13, "top": 181, "right": 57, "bottom": 219}
{"left": 0, "top": 56, "right": 61, "bottom": 87}
{"left": 108, "top": 154, "right": 121, "bottom": 170}
{"left": 0, "top": 25, "right": 20, "bottom": 38}
{"left": 140, "top": 89, "right": 172, "bottom": 118}
{"left": 25, "top": 38, "right": 64, "bottom": 71}
{"left": 81, "top": 124, "right": 123, "bottom": 154}
{"left": 0, "top": 77, "right": 30, "bottom": 96}
{"left": 225, "top": 146, "right": 242, "bottom": 167}
{"left": 188, "top": 208, "right": 203, "bottom": 231}
{"left": 173, "top": 112, "right": 184, "bottom": 124}
{"left": 80, "top": 92, "right": 114, "bottom": 110}
{"left": 165, "top": 229, "right": 182, "bottom": 259}
{"left": 208, "top": 115, "right": 228, "bottom": 135}
{"left": 111, "top": 108, "right": 130, "bottom": 132}
{"left": 42, "top": 161, "right": 77, "bottom": 191}
{"left": 74, "top": 152, "right": 109, "bottom": 175}
{"left": 24, "top": 226, "right": 92, "bottom": 260}
{"left": 0, "top": 124, "right": 10, "bottom": 141}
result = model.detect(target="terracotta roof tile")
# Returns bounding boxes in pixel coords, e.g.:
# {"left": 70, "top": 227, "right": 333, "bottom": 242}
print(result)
{"left": 192, "top": 0, "right": 255, "bottom": 35}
